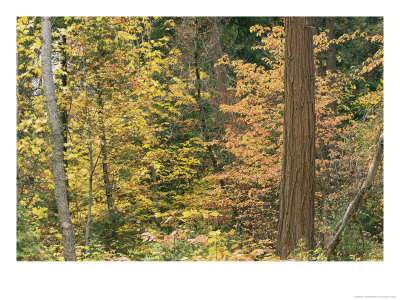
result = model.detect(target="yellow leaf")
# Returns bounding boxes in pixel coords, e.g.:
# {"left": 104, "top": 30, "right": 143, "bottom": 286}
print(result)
{"left": 32, "top": 37, "right": 41, "bottom": 50}
{"left": 182, "top": 211, "right": 192, "bottom": 218}
{"left": 209, "top": 211, "right": 219, "bottom": 217}
{"left": 208, "top": 237, "right": 216, "bottom": 244}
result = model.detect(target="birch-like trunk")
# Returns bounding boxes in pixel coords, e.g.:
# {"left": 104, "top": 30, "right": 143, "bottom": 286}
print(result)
{"left": 41, "top": 16, "right": 76, "bottom": 261}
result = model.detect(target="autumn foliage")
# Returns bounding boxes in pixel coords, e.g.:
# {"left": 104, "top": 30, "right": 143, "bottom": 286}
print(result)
{"left": 17, "top": 17, "right": 383, "bottom": 261}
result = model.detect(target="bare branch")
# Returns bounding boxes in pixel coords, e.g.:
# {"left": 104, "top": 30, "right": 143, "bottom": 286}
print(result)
{"left": 325, "top": 132, "right": 383, "bottom": 257}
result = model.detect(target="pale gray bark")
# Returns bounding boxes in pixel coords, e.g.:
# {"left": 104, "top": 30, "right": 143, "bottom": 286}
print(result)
{"left": 325, "top": 133, "right": 384, "bottom": 257}
{"left": 41, "top": 16, "right": 76, "bottom": 261}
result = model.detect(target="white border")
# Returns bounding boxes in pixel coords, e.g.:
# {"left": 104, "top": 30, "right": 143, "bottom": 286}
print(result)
{"left": 2, "top": 1, "right": 399, "bottom": 299}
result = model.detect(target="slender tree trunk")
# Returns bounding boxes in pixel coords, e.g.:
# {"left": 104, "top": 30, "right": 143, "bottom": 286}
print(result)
{"left": 277, "top": 17, "right": 316, "bottom": 259}
{"left": 41, "top": 16, "right": 76, "bottom": 261}
{"left": 326, "top": 17, "right": 337, "bottom": 74}
{"left": 60, "top": 34, "right": 70, "bottom": 207}
{"left": 312, "top": 18, "right": 324, "bottom": 77}
{"left": 326, "top": 17, "right": 338, "bottom": 114}
{"left": 100, "top": 130, "right": 114, "bottom": 212}
{"left": 325, "top": 133, "right": 383, "bottom": 257}
{"left": 316, "top": 17, "right": 337, "bottom": 242}
{"left": 209, "top": 17, "right": 230, "bottom": 120}
{"left": 97, "top": 94, "right": 114, "bottom": 213}
{"left": 84, "top": 89, "right": 96, "bottom": 256}
{"left": 193, "top": 18, "right": 223, "bottom": 186}
{"left": 96, "top": 93, "right": 118, "bottom": 241}
{"left": 85, "top": 129, "right": 94, "bottom": 256}
{"left": 83, "top": 71, "right": 101, "bottom": 257}
{"left": 149, "top": 165, "right": 161, "bottom": 227}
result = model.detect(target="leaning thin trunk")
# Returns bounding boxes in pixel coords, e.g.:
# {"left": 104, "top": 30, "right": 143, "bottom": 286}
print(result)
{"left": 41, "top": 16, "right": 76, "bottom": 261}
{"left": 325, "top": 133, "right": 383, "bottom": 257}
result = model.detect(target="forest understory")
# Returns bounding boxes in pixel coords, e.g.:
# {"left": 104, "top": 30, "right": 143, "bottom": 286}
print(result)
{"left": 17, "top": 16, "right": 383, "bottom": 261}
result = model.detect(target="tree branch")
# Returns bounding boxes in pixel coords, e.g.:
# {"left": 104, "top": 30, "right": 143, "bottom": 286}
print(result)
{"left": 324, "top": 132, "right": 383, "bottom": 257}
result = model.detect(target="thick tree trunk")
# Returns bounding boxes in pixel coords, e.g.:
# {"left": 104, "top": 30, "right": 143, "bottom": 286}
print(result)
{"left": 325, "top": 133, "right": 383, "bottom": 257}
{"left": 41, "top": 16, "right": 77, "bottom": 261}
{"left": 277, "top": 17, "right": 316, "bottom": 259}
